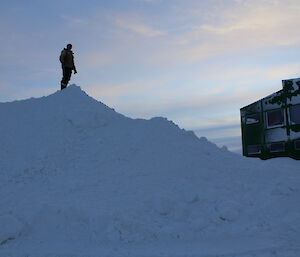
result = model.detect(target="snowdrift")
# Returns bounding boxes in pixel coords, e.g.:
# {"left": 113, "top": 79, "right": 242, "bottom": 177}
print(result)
{"left": 0, "top": 85, "right": 299, "bottom": 257}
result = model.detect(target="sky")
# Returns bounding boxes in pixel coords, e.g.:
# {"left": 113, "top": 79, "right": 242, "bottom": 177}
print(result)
{"left": 1, "top": 0, "right": 300, "bottom": 153}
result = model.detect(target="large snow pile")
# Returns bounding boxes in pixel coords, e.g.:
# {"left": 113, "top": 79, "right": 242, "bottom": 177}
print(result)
{"left": 0, "top": 85, "right": 299, "bottom": 257}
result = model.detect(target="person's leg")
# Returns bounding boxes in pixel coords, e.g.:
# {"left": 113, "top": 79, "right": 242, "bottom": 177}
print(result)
{"left": 65, "top": 68, "right": 72, "bottom": 85}
{"left": 61, "top": 67, "right": 72, "bottom": 90}
{"left": 61, "top": 67, "right": 67, "bottom": 90}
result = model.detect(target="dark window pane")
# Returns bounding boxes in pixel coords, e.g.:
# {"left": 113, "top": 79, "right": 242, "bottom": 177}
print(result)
{"left": 246, "top": 114, "right": 260, "bottom": 125}
{"left": 295, "top": 140, "right": 300, "bottom": 150}
{"left": 267, "top": 109, "right": 284, "bottom": 127}
{"left": 248, "top": 145, "right": 261, "bottom": 154}
{"left": 270, "top": 142, "right": 285, "bottom": 153}
{"left": 290, "top": 105, "right": 300, "bottom": 124}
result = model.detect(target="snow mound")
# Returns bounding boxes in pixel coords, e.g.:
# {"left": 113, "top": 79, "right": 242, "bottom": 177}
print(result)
{"left": 0, "top": 84, "right": 299, "bottom": 257}
{"left": 0, "top": 215, "right": 23, "bottom": 245}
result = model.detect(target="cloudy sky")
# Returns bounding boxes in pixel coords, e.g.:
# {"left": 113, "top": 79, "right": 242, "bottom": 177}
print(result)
{"left": 1, "top": 0, "right": 300, "bottom": 152}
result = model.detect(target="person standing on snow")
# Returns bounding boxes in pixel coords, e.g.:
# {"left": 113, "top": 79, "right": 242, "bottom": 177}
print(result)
{"left": 60, "top": 43, "right": 77, "bottom": 90}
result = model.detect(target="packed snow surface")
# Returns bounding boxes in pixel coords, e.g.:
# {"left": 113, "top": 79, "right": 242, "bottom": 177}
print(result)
{"left": 0, "top": 85, "right": 299, "bottom": 257}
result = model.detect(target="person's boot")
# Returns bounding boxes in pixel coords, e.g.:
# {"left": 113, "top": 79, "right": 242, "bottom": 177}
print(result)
{"left": 61, "top": 82, "right": 67, "bottom": 90}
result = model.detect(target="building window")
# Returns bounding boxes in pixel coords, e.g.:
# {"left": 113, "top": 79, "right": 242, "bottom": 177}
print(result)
{"left": 266, "top": 109, "right": 284, "bottom": 128}
{"left": 290, "top": 105, "right": 300, "bottom": 124}
{"left": 248, "top": 145, "right": 261, "bottom": 154}
{"left": 269, "top": 142, "right": 285, "bottom": 153}
{"left": 295, "top": 140, "right": 300, "bottom": 150}
{"left": 246, "top": 114, "right": 260, "bottom": 125}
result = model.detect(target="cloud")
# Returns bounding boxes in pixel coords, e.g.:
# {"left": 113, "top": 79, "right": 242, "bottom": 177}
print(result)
{"left": 80, "top": 52, "right": 115, "bottom": 68}
{"left": 86, "top": 61, "right": 300, "bottom": 113}
{"left": 199, "top": 4, "right": 288, "bottom": 34}
{"left": 61, "top": 15, "right": 89, "bottom": 27}
{"left": 82, "top": 60, "right": 300, "bottom": 138}
{"left": 87, "top": 81, "right": 145, "bottom": 98}
{"left": 86, "top": 79, "right": 244, "bottom": 123}
{"left": 145, "top": 0, "right": 300, "bottom": 64}
{"left": 132, "top": 0, "right": 163, "bottom": 3}
{"left": 115, "top": 17, "right": 165, "bottom": 37}
{"left": 60, "top": 1, "right": 300, "bottom": 68}
{"left": 136, "top": 0, "right": 162, "bottom": 3}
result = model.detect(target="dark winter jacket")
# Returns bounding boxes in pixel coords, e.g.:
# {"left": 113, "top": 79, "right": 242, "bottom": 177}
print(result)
{"left": 60, "top": 48, "right": 76, "bottom": 69}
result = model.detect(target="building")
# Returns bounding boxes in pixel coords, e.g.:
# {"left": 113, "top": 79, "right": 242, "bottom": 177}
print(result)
{"left": 240, "top": 77, "right": 300, "bottom": 160}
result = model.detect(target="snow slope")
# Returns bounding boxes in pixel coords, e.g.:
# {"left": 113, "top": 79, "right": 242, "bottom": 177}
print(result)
{"left": 0, "top": 85, "right": 299, "bottom": 257}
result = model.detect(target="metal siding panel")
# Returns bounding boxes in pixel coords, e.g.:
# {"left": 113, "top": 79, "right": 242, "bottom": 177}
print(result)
{"left": 284, "top": 78, "right": 300, "bottom": 105}
{"left": 262, "top": 91, "right": 284, "bottom": 111}
{"left": 265, "top": 128, "right": 288, "bottom": 143}
{"left": 290, "top": 131, "right": 300, "bottom": 140}
{"left": 240, "top": 101, "right": 261, "bottom": 116}
{"left": 288, "top": 95, "right": 300, "bottom": 104}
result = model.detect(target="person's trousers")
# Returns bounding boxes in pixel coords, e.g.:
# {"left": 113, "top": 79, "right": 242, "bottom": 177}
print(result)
{"left": 61, "top": 67, "right": 72, "bottom": 90}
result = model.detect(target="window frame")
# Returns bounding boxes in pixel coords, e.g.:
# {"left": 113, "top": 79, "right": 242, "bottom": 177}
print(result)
{"left": 265, "top": 108, "right": 285, "bottom": 129}
{"left": 247, "top": 145, "right": 262, "bottom": 155}
{"left": 294, "top": 140, "right": 300, "bottom": 150}
{"left": 245, "top": 113, "right": 260, "bottom": 125}
{"left": 289, "top": 104, "right": 300, "bottom": 125}
{"left": 269, "top": 142, "right": 285, "bottom": 153}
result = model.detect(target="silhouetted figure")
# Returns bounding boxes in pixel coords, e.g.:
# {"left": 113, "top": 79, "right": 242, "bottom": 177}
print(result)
{"left": 60, "top": 44, "right": 77, "bottom": 90}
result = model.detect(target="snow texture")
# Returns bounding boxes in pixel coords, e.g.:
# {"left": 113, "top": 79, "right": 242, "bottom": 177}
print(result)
{"left": 0, "top": 85, "right": 299, "bottom": 257}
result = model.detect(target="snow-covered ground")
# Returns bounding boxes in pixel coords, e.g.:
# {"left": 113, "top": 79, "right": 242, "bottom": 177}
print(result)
{"left": 0, "top": 85, "right": 299, "bottom": 257}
